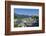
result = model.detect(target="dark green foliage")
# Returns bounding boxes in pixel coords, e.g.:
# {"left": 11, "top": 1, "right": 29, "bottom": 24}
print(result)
{"left": 31, "top": 16, "right": 39, "bottom": 19}
{"left": 14, "top": 15, "right": 39, "bottom": 27}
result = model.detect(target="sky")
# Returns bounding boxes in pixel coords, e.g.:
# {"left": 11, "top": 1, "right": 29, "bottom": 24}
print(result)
{"left": 14, "top": 8, "right": 39, "bottom": 16}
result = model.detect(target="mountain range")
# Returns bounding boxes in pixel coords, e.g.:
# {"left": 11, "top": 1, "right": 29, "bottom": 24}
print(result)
{"left": 14, "top": 13, "right": 38, "bottom": 18}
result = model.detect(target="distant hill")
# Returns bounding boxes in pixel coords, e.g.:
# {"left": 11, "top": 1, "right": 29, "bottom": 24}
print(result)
{"left": 14, "top": 13, "right": 39, "bottom": 18}
{"left": 14, "top": 13, "right": 32, "bottom": 18}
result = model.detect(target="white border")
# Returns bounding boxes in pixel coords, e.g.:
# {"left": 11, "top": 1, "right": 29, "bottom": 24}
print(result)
{"left": 11, "top": 5, "right": 42, "bottom": 31}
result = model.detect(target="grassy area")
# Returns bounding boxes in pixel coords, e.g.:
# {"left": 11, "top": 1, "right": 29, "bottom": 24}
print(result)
{"left": 14, "top": 15, "right": 39, "bottom": 27}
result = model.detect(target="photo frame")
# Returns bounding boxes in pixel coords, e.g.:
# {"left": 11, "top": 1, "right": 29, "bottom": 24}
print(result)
{"left": 5, "top": 1, "right": 45, "bottom": 35}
